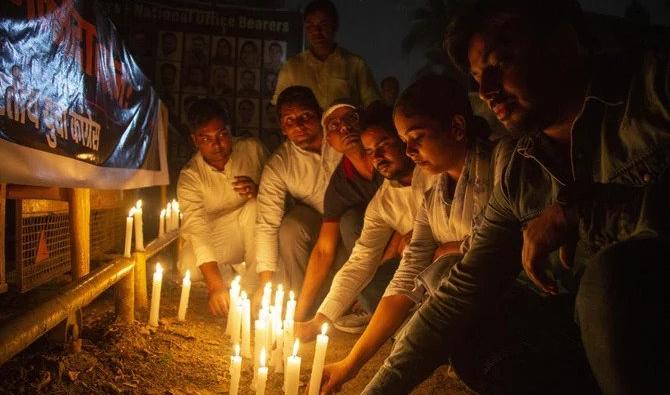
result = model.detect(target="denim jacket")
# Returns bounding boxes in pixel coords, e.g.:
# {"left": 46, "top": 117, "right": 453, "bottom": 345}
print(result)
{"left": 442, "top": 47, "right": 670, "bottom": 336}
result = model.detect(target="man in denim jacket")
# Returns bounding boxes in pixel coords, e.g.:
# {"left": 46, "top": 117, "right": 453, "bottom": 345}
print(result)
{"left": 362, "top": 1, "right": 670, "bottom": 394}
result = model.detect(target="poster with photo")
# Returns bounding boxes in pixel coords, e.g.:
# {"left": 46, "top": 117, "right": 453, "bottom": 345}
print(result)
{"left": 262, "top": 69, "right": 278, "bottom": 98}
{"left": 162, "top": 93, "right": 180, "bottom": 122}
{"left": 263, "top": 40, "right": 286, "bottom": 72}
{"left": 181, "top": 94, "right": 207, "bottom": 126}
{"left": 183, "top": 33, "right": 210, "bottom": 68}
{"left": 261, "top": 99, "right": 279, "bottom": 128}
{"left": 156, "top": 61, "right": 180, "bottom": 92}
{"left": 210, "top": 66, "right": 235, "bottom": 96}
{"left": 215, "top": 97, "right": 235, "bottom": 125}
{"left": 158, "top": 31, "right": 183, "bottom": 61}
{"left": 260, "top": 129, "right": 284, "bottom": 153}
{"left": 236, "top": 98, "right": 259, "bottom": 129}
{"left": 211, "top": 36, "right": 236, "bottom": 66}
{"left": 237, "top": 68, "right": 260, "bottom": 97}
{"left": 237, "top": 38, "right": 262, "bottom": 68}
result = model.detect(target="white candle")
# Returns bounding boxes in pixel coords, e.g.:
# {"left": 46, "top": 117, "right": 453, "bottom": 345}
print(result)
{"left": 171, "top": 199, "right": 179, "bottom": 230}
{"left": 274, "top": 284, "right": 285, "bottom": 321}
{"left": 262, "top": 282, "right": 272, "bottom": 310}
{"left": 158, "top": 209, "right": 166, "bottom": 238}
{"left": 256, "top": 348, "right": 268, "bottom": 395}
{"left": 285, "top": 291, "right": 296, "bottom": 322}
{"left": 124, "top": 210, "right": 134, "bottom": 258}
{"left": 231, "top": 298, "right": 243, "bottom": 345}
{"left": 133, "top": 200, "right": 144, "bottom": 251}
{"left": 283, "top": 319, "right": 294, "bottom": 372}
{"left": 254, "top": 319, "right": 267, "bottom": 380}
{"left": 148, "top": 263, "right": 163, "bottom": 326}
{"left": 271, "top": 318, "right": 284, "bottom": 373}
{"left": 285, "top": 339, "right": 301, "bottom": 395}
{"left": 241, "top": 292, "right": 252, "bottom": 358}
{"left": 177, "top": 270, "right": 191, "bottom": 321}
{"left": 230, "top": 344, "right": 242, "bottom": 395}
{"left": 308, "top": 323, "right": 330, "bottom": 395}
{"left": 165, "top": 202, "right": 173, "bottom": 231}
{"left": 226, "top": 276, "right": 241, "bottom": 336}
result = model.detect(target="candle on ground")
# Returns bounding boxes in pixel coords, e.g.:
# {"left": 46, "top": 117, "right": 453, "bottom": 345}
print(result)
{"left": 229, "top": 344, "right": 242, "bottom": 395}
{"left": 256, "top": 348, "right": 268, "bottom": 395}
{"left": 241, "top": 292, "right": 252, "bottom": 358}
{"left": 308, "top": 323, "right": 330, "bottom": 395}
{"left": 285, "top": 339, "right": 301, "bottom": 395}
{"left": 285, "top": 290, "right": 296, "bottom": 322}
{"left": 274, "top": 284, "right": 284, "bottom": 320}
{"left": 148, "top": 263, "right": 163, "bottom": 326}
{"left": 231, "top": 298, "right": 243, "bottom": 345}
{"left": 159, "top": 209, "right": 166, "bottom": 238}
{"left": 124, "top": 210, "right": 134, "bottom": 258}
{"left": 177, "top": 270, "right": 191, "bottom": 321}
{"left": 283, "top": 319, "right": 294, "bottom": 373}
{"left": 254, "top": 319, "right": 268, "bottom": 381}
{"left": 133, "top": 200, "right": 144, "bottom": 251}
{"left": 171, "top": 199, "right": 180, "bottom": 229}
{"left": 226, "top": 276, "right": 241, "bottom": 335}
{"left": 271, "top": 318, "right": 284, "bottom": 372}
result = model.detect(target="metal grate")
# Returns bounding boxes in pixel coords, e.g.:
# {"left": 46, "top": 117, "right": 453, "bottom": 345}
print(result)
{"left": 15, "top": 207, "right": 125, "bottom": 292}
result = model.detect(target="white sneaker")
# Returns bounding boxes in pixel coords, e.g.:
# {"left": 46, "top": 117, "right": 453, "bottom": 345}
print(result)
{"left": 333, "top": 311, "right": 371, "bottom": 334}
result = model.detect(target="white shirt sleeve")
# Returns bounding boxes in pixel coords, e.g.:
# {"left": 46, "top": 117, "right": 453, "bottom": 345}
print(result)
{"left": 317, "top": 195, "right": 394, "bottom": 321}
{"left": 255, "top": 157, "right": 288, "bottom": 273}
{"left": 383, "top": 199, "right": 438, "bottom": 302}
{"left": 177, "top": 169, "right": 217, "bottom": 266}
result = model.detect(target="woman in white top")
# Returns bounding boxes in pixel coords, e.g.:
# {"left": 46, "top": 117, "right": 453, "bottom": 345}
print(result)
{"left": 318, "top": 74, "right": 513, "bottom": 394}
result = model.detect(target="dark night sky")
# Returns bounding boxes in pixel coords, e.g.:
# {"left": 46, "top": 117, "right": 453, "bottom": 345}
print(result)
{"left": 284, "top": 0, "right": 670, "bottom": 89}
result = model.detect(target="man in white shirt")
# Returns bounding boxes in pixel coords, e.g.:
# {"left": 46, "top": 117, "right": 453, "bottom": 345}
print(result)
{"left": 177, "top": 98, "right": 268, "bottom": 316}
{"left": 272, "top": 0, "right": 381, "bottom": 110}
{"left": 255, "top": 86, "right": 345, "bottom": 304}
{"left": 296, "top": 109, "right": 433, "bottom": 339}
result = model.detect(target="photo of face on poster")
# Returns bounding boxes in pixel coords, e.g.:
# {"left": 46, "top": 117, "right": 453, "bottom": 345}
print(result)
{"left": 129, "top": 30, "right": 154, "bottom": 58}
{"left": 158, "top": 31, "right": 183, "bottom": 61}
{"left": 210, "top": 66, "right": 234, "bottom": 95}
{"left": 181, "top": 94, "right": 206, "bottom": 127}
{"left": 211, "top": 36, "right": 235, "bottom": 66}
{"left": 215, "top": 97, "right": 234, "bottom": 124}
{"left": 238, "top": 38, "right": 261, "bottom": 68}
{"left": 263, "top": 41, "right": 286, "bottom": 72}
{"left": 262, "top": 70, "right": 278, "bottom": 98}
{"left": 262, "top": 99, "right": 279, "bottom": 128}
{"left": 182, "top": 64, "right": 209, "bottom": 94}
{"left": 161, "top": 93, "right": 180, "bottom": 122}
{"left": 260, "top": 129, "right": 284, "bottom": 152}
{"left": 156, "top": 61, "right": 180, "bottom": 92}
{"left": 184, "top": 33, "right": 210, "bottom": 68}
{"left": 236, "top": 98, "right": 259, "bottom": 129}
{"left": 237, "top": 68, "right": 260, "bottom": 97}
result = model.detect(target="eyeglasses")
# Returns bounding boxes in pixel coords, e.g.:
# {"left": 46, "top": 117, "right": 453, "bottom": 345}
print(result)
{"left": 281, "top": 111, "right": 317, "bottom": 128}
{"left": 326, "top": 111, "right": 359, "bottom": 134}
{"left": 195, "top": 128, "right": 230, "bottom": 145}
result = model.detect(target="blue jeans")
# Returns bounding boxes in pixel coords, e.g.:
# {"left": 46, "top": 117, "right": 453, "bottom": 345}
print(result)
{"left": 364, "top": 237, "right": 670, "bottom": 394}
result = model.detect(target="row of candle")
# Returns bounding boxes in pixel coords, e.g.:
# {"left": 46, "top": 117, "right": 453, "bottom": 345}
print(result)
{"left": 124, "top": 199, "right": 182, "bottom": 259}
{"left": 226, "top": 280, "right": 330, "bottom": 395}
{"left": 149, "top": 263, "right": 192, "bottom": 326}
{"left": 158, "top": 199, "right": 181, "bottom": 237}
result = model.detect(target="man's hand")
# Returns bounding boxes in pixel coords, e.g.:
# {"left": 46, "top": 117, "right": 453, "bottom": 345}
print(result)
{"left": 432, "top": 241, "right": 462, "bottom": 261}
{"left": 295, "top": 314, "right": 328, "bottom": 342}
{"left": 522, "top": 202, "right": 578, "bottom": 294}
{"left": 208, "top": 287, "right": 230, "bottom": 316}
{"left": 320, "top": 358, "right": 358, "bottom": 395}
{"left": 232, "top": 176, "right": 258, "bottom": 199}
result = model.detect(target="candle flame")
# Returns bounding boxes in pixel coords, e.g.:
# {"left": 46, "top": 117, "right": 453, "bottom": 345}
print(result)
{"left": 135, "top": 200, "right": 142, "bottom": 210}
{"left": 289, "top": 290, "right": 295, "bottom": 301}
{"left": 240, "top": 290, "right": 248, "bottom": 300}
{"left": 292, "top": 339, "right": 299, "bottom": 357}
{"left": 184, "top": 270, "right": 190, "bottom": 282}
{"left": 167, "top": 202, "right": 172, "bottom": 210}
{"left": 155, "top": 263, "right": 163, "bottom": 274}
{"left": 277, "top": 284, "right": 284, "bottom": 292}
{"left": 260, "top": 348, "right": 266, "bottom": 367}
{"left": 321, "top": 322, "right": 329, "bottom": 336}
{"left": 233, "top": 275, "right": 241, "bottom": 284}
{"left": 160, "top": 209, "right": 166, "bottom": 216}
{"left": 234, "top": 344, "right": 240, "bottom": 357}
{"left": 264, "top": 281, "right": 272, "bottom": 289}
{"left": 128, "top": 207, "right": 135, "bottom": 217}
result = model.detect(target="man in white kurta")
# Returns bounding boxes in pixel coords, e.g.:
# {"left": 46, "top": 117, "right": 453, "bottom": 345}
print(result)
{"left": 177, "top": 98, "right": 267, "bottom": 315}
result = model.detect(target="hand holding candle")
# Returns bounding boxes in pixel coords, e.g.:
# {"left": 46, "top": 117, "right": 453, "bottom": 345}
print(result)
{"left": 308, "top": 323, "right": 330, "bottom": 395}
{"left": 148, "top": 263, "right": 163, "bottom": 326}
{"left": 177, "top": 270, "right": 191, "bottom": 321}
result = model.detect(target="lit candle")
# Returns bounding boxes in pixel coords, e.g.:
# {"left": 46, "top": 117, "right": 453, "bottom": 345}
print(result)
{"left": 148, "top": 263, "right": 163, "bottom": 326}
{"left": 124, "top": 209, "right": 134, "bottom": 258}
{"left": 283, "top": 319, "right": 294, "bottom": 373}
{"left": 133, "top": 200, "right": 144, "bottom": 251}
{"left": 285, "top": 339, "right": 301, "bottom": 395}
{"left": 308, "top": 323, "right": 330, "bottom": 395}
{"left": 165, "top": 202, "right": 173, "bottom": 231}
{"left": 254, "top": 319, "right": 267, "bottom": 381}
{"left": 285, "top": 291, "right": 296, "bottom": 322}
{"left": 171, "top": 199, "right": 179, "bottom": 230}
{"left": 226, "top": 276, "right": 241, "bottom": 336}
{"left": 158, "top": 209, "right": 166, "bottom": 238}
{"left": 256, "top": 348, "right": 268, "bottom": 395}
{"left": 241, "top": 292, "right": 252, "bottom": 358}
{"left": 262, "top": 282, "right": 272, "bottom": 310}
{"left": 231, "top": 298, "right": 243, "bottom": 345}
{"left": 177, "top": 270, "right": 191, "bottom": 321}
{"left": 229, "top": 344, "right": 242, "bottom": 395}
{"left": 271, "top": 318, "right": 284, "bottom": 373}
{"left": 274, "top": 284, "right": 285, "bottom": 320}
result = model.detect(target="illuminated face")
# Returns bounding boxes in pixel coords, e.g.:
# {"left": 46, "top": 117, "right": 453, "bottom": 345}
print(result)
{"left": 361, "top": 126, "right": 413, "bottom": 181}
{"left": 191, "top": 117, "right": 232, "bottom": 170}
{"left": 394, "top": 111, "right": 466, "bottom": 175}
{"left": 304, "top": 10, "right": 336, "bottom": 50}
{"left": 279, "top": 102, "right": 322, "bottom": 150}
{"left": 468, "top": 32, "right": 539, "bottom": 134}
{"left": 324, "top": 106, "right": 362, "bottom": 154}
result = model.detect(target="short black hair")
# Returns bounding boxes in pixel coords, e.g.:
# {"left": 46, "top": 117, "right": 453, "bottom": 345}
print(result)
{"left": 394, "top": 74, "right": 475, "bottom": 142}
{"left": 445, "top": 0, "right": 587, "bottom": 74}
{"left": 304, "top": 0, "right": 338, "bottom": 25}
{"left": 361, "top": 105, "right": 396, "bottom": 137}
{"left": 381, "top": 76, "right": 399, "bottom": 89}
{"left": 186, "top": 98, "right": 230, "bottom": 133}
{"left": 275, "top": 86, "right": 322, "bottom": 118}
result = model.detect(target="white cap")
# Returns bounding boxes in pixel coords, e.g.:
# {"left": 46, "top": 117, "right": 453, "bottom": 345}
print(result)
{"left": 321, "top": 103, "right": 357, "bottom": 128}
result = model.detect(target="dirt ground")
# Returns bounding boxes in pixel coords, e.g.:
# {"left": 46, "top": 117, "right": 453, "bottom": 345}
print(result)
{"left": 0, "top": 266, "right": 473, "bottom": 395}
